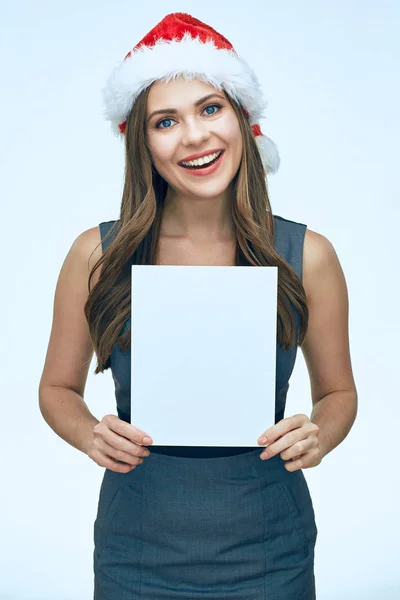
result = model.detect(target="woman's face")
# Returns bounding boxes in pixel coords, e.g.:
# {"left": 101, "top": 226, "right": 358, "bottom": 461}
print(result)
{"left": 146, "top": 77, "right": 243, "bottom": 199}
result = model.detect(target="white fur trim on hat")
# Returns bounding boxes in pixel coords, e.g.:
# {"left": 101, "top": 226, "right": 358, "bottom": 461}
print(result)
{"left": 103, "top": 34, "right": 266, "bottom": 129}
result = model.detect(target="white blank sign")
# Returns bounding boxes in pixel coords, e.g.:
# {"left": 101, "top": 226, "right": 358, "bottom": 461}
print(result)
{"left": 131, "top": 265, "right": 277, "bottom": 447}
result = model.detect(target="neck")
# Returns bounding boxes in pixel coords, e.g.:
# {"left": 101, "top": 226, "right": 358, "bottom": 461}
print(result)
{"left": 159, "top": 187, "right": 236, "bottom": 244}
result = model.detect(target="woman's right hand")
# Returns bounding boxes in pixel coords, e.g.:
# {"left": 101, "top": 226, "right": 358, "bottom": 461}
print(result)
{"left": 86, "top": 414, "right": 153, "bottom": 473}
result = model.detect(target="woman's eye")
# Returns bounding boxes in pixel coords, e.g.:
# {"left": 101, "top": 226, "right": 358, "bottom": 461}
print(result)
{"left": 203, "top": 103, "right": 222, "bottom": 115}
{"left": 155, "top": 104, "right": 222, "bottom": 129}
{"left": 156, "top": 118, "right": 174, "bottom": 129}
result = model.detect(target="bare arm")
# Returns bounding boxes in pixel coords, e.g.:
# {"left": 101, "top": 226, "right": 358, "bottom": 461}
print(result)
{"left": 301, "top": 229, "right": 358, "bottom": 458}
{"left": 254, "top": 227, "right": 357, "bottom": 470}
{"left": 38, "top": 226, "right": 102, "bottom": 454}
{"left": 38, "top": 226, "right": 152, "bottom": 472}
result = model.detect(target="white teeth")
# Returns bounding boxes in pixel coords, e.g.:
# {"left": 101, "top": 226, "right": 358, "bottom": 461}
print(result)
{"left": 181, "top": 151, "right": 221, "bottom": 167}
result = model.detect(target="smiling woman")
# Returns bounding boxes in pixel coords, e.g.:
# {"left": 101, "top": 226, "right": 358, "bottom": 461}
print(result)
{"left": 145, "top": 78, "right": 243, "bottom": 191}
{"left": 38, "top": 10, "right": 357, "bottom": 600}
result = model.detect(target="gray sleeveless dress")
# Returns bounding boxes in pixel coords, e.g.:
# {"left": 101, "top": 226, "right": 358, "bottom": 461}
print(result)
{"left": 93, "top": 215, "right": 318, "bottom": 599}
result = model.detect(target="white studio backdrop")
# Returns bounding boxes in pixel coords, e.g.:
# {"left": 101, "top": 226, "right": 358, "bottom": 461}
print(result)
{"left": 0, "top": 1, "right": 398, "bottom": 598}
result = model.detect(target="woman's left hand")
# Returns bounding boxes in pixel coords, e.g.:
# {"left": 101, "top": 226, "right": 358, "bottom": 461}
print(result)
{"left": 257, "top": 414, "right": 323, "bottom": 472}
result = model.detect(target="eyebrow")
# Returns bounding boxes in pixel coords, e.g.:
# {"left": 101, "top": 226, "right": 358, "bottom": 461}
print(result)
{"left": 147, "top": 93, "right": 226, "bottom": 122}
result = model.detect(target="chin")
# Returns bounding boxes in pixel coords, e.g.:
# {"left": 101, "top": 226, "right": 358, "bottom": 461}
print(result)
{"left": 186, "top": 180, "right": 234, "bottom": 198}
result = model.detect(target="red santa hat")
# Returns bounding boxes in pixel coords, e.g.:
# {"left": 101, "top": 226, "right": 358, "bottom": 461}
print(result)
{"left": 103, "top": 12, "right": 280, "bottom": 175}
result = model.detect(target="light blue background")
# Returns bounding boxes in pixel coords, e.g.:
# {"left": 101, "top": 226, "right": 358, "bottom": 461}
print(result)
{"left": 1, "top": 1, "right": 398, "bottom": 598}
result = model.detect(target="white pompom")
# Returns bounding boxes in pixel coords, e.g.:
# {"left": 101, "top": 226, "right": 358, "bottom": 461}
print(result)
{"left": 256, "top": 135, "right": 281, "bottom": 175}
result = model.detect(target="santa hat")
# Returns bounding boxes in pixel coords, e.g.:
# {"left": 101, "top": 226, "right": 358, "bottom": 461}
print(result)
{"left": 103, "top": 12, "right": 280, "bottom": 175}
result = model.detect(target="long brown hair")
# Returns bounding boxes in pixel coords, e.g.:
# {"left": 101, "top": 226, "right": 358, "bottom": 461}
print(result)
{"left": 84, "top": 82, "right": 308, "bottom": 374}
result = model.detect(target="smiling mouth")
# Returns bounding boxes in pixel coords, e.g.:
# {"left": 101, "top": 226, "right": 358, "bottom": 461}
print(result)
{"left": 179, "top": 151, "right": 224, "bottom": 170}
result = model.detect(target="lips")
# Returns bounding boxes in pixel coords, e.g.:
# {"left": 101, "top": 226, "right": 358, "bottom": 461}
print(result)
{"left": 182, "top": 151, "right": 223, "bottom": 170}
{"left": 178, "top": 149, "right": 225, "bottom": 177}
{"left": 178, "top": 148, "right": 224, "bottom": 165}
{"left": 178, "top": 151, "right": 225, "bottom": 171}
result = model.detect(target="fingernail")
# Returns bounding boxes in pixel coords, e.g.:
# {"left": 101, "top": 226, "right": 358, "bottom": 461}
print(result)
{"left": 143, "top": 436, "right": 152, "bottom": 444}
{"left": 258, "top": 436, "right": 268, "bottom": 444}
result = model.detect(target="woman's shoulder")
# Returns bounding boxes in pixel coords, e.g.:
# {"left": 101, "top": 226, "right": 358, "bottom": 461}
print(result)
{"left": 78, "top": 219, "right": 119, "bottom": 253}
{"left": 302, "top": 226, "right": 340, "bottom": 302}
{"left": 273, "top": 213, "right": 331, "bottom": 254}
{"left": 272, "top": 214, "right": 338, "bottom": 294}
{"left": 74, "top": 224, "right": 102, "bottom": 255}
{"left": 67, "top": 224, "right": 104, "bottom": 289}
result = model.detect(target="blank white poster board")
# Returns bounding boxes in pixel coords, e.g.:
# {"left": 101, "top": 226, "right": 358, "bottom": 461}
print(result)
{"left": 131, "top": 265, "right": 277, "bottom": 447}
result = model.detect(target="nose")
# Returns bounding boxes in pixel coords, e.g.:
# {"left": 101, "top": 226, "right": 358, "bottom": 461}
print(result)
{"left": 181, "top": 118, "right": 210, "bottom": 147}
